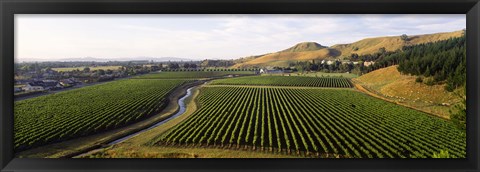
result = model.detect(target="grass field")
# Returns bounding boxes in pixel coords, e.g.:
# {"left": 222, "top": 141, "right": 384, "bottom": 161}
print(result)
{"left": 51, "top": 66, "right": 122, "bottom": 72}
{"left": 210, "top": 76, "right": 353, "bottom": 88}
{"left": 134, "top": 71, "right": 255, "bottom": 79}
{"left": 152, "top": 86, "right": 466, "bottom": 158}
{"left": 14, "top": 79, "right": 191, "bottom": 151}
{"left": 352, "top": 65, "right": 461, "bottom": 118}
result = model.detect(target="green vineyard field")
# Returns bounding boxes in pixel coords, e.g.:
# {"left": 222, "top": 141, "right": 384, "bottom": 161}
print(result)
{"left": 134, "top": 71, "right": 255, "bottom": 79}
{"left": 154, "top": 87, "right": 466, "bottom": 158}
{"left": 210, "top": 76, "right": 353, "bottom": 88}
{"left": 14, "top": 79, "right": 190, "bottom": 151}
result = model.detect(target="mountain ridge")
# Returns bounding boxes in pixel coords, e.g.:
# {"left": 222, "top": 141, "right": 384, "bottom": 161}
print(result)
{"left": 232, "top": 30, "right": 463, "bottom": 68}
{"left": 279, "top": 42, "right": 327, "bottom": 53}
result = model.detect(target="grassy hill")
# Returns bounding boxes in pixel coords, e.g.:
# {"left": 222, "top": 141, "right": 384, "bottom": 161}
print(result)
{"left": 331, "top": 30, "right": 463, "bottom": 56}
{"left": 352, "top": 65, "right": 462, "bottom": 119}
{"left": 280, "top": 42, "right": 327, "bottom": 52}
{"left": 233, "top": 30, "right": 463, "bottom": 68}
{"left": 232, "top": 48, "right": 339, "bottom": 68}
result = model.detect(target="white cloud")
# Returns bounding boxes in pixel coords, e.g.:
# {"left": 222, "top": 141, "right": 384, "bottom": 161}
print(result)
{"left": 15, "top": 14, "right": 465, "bottom": 61}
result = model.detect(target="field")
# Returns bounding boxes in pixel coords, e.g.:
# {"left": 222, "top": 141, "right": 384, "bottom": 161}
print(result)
{"left": 81, "top": 86, "right": 297, "bottom": 158}
{"left": 352, "top": 65, "right": 461, "bottom": 118}
{"left": 294, "top": 72, "right": 358, "bottom": 78}
{"left": 134, "top": 71, "right": 255, "bottom": 79}
{"left": 14, "top": 79, "right": 190, "bottom": 151}
{"left": 152, "top": 87, "right": 466, "bottom": 158}
{"left": 260, "top": 72, "right": 358, "bottom": 78}
{"left": 51, "top": 66, "right": 122, "bottom": 72}
{"left": 210, "top": 76, "right": 353, "bottom": 88}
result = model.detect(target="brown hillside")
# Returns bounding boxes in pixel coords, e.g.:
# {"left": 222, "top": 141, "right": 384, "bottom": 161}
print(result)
{"left": 352, "top": 65, "right": 461, "bottom": 119}
{"left": 280, "top": 42, "right": 327, "bottom": 53}
{"left": 332, "top": 30, "right": 463, "bottom": 56}
{"left": 233, "top": 48, "right": 338, "bottom": 68}
{"left": 233, "top": 30, "right": 463, "bottom": 68}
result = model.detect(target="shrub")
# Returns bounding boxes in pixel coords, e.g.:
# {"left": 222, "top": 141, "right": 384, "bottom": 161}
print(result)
{"left": 415, "top": 77, "right": 423, "bottom": 83}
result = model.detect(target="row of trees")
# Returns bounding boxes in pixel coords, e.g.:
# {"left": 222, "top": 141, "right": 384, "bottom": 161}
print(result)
{"left": 288, "top": 60, "right": 359, "bottom": 74}
{"left": 370, "top": 36, "right": 466, "bottom": 92}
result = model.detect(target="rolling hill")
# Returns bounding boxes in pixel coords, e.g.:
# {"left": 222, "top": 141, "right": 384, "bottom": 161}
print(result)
{"left": 279, "top": 42, "right": 327, "bottom": 52}
{"left": 331, "top": 30, "right": 463, "bottom": 56}
{"left": 232, "top": 30, "right": 463, "bottom": 68}
{"left": 352, "top": 65, "right": 462, "bottom": 119}
{"left": 232, "top": 48, "right": 339, "bottom": 68}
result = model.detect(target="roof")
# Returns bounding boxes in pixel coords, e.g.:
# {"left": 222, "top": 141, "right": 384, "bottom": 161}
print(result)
{"left": 43, "top": 81, "right": 59, "bottom": 87}
{"left": 27, "top": 80, "right": 59, "bottom": 87}
{"left": 27, "top": 81, "right": 45, "bottom": 87}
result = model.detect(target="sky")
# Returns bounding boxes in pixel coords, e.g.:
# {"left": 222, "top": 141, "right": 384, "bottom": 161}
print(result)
{"left": 15, "top": 14, "right": 465, "bottom": 61}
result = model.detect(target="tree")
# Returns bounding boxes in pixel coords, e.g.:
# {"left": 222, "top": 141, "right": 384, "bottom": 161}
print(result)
{"left": 97, "top": 69, "right": 105, "bottom": 75}
{"left": 190, "top": 63, "right": 197, "bottom": 69}
{"left": 169, "top": 63, "right": 180, "bottom": 69}
{"left": 378, "top": 47, "right": 387, "bottom": 55}
{"left": 183, "top": 63, "right": 190, "bottom": 69}
{"left": 415, "top": 77, "right": 423, "bottom": 83}
{"left": 424, "top": 66, "right": 431, "bottom": 77}
{"left": 83, "top": 67, "right": 90, "bottom": 72}
{"left": 400, "top": 34, "right": 409, "bottom": 42}
{"left": 450, "top": 85, "right": 466, "bottom": 130}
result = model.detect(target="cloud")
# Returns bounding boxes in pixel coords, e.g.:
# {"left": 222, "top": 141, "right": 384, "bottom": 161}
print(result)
{"left": 15, "top": 14, "right": 465, "bottom": 61}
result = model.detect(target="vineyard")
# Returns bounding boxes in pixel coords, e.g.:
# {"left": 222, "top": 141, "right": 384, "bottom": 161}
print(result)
{"left": 134, "top": 71, "right": 255, "bottom": 79}
{"left": 154, "top": 87, "right": 466, "bottom": 158}
{"left": 14, "top": 79, "right": 191, "bottom": 151}
{"left": 210, "top": 76, "right": 353, "bottom": 88}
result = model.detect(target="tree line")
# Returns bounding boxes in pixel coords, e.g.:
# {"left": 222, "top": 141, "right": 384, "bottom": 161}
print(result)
{"left": 369, "top": 35, "right": 466, "bottom": 92}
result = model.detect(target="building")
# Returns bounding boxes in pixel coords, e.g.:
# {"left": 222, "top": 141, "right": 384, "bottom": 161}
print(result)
{"left": 24, "top": 80, "right": 62, "bottom": 91}
{"left": 42, "top": 80, "right": 62, "bottom": 90}
{"left": 259, "top": 69, "right": 283, "bottom": 74}
{"left": 363, "top": 61, "right": 376, "bottom": 67}
{"left": 59, "top": 78, "right": 76, "bottom": 87}
{"left": 24, "top": 82, "right": 45, "bottom": 91}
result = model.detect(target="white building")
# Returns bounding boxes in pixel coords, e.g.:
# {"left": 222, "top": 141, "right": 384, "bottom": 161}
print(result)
{"left": 260, "top": 69, "right": 283, "bottom": 74}
{"left": 24, "top": 82, "right": 45, "bottom": 91}
{"left": 364, "top": 61, "right": 376, "bottom": 67}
